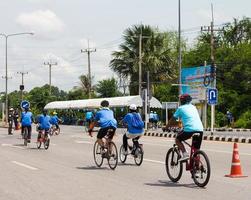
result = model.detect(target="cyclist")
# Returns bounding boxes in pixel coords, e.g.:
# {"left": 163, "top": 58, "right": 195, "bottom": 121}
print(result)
{"left": 167, "top": 94, "right": 203, "bottom": 162}
{"left": 85, "top": 109, "right": 94, "bottom": 128}
{"left": 37, "top": 109, "right": 51, "bottom": 136}
{"left": 21, "top": 107, "right": 33, "bottom": 142}
{"left": 122, "top": 104, "right": 144, "bottom": 155}
{"left": 88, "top": 100, "right": 117, "bottom": 152}
{"left": 50, "top": 111, "right": 60, "bottom": 130}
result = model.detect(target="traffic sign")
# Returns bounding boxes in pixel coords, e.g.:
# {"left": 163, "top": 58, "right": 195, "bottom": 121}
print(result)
{"left": 207, "top": 88, "right": 218, "bottom": 105}
{"left": 21, "top": 100, "right": 30, "bottom": 109}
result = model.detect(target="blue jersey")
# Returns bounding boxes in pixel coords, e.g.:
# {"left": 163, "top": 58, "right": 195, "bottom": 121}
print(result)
{"left": 86, "top": 111, "right": 93, "bottom": 120}
{"left": 50, "top": 115, "right": 59, "bottom": 125}
{"left": 173, "top": 103, "right": 203, "bottom": 132}
{"left": 21, "top": 111, "right": 33, "bottom": 126}
{"left": 38, "top": 114, "right": 51, "bottom": 130}
{"left": 149, "top": 113, "right": 154, "bottom": 120}
{"left": 95, "top": 108, "right": 117, "bottom": 128}
{"left": 123, "top": 113, "right": 144, "bottom": 134}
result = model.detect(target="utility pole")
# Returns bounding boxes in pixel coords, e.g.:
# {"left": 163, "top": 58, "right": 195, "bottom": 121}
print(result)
{"left": 44, "top": 62, "right": 57, "bottom": 95}
{"left": 178, "top": 0, "right": 182, "bottom": 96}
{"left": 17, "top": 71, "right": 28, "bottom": 101}
{"left": 81, "top": 40, "right": 96, "bottom": 99}
{"left": 201, "top": 4, "right": 223, "bottom": 134}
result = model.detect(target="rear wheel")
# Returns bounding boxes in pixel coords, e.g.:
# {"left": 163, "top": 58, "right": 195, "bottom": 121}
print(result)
{"left": 134, "top": 146, "right": 144, "bottom": 166}
{"left": 44, "top": 136, "right": 50, "bottom": 150}
{"left": 165, "top": 147, "right": 183, "bottom": 182}
{"left": 192, "top": 150, "right": 211, "bottom": 187}
{"left": 23, "top": 128, "right": 28, "bottom": 146}
{"left": 37, "top": 132, "right": 42, "bottom": 149}
{"left": 107, "top": 141, "right": 118, "bottom": 170}
{"left": 119, "top": 145, "right": 127, "bottom": 163}
{"left": 93, "top": 141, "right": 103, "bottom": 167}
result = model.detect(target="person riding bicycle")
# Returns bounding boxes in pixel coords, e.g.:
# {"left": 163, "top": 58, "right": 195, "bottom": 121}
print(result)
{"left": 85, "top": 109, "right": 94, "bottom": 128}
{"left": 122, "top": 104, "right": 144, "bottom": 155}
{"left": 167, "top": 94, "right": 203, "bottom": 162}
{"left": 8, "top": 107, "right": 15, "bottom": 135}
{"left": 37, "top": 109, "right": 51, "bottom": 136}
{"left": 21, "top": 107, "right": 33, "bottom": 143}
{"left": 50, "top": 111, "right": 60, "bottom": 130}
{"left": 88, "top": 100, "right": 117, "bottom": 152}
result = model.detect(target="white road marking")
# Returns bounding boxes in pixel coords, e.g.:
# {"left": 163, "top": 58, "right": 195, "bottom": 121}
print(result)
{"left": 11, "top": 161, "right": 38, "bottom": 170}
{"left": 75, "top": 140, "right": 92, "bottom": 144}
{"left": 1, "top": 144, "right": 25, "bottom": 149}
{"left": 144, "top": 158, "right": 165, "bottom": 164}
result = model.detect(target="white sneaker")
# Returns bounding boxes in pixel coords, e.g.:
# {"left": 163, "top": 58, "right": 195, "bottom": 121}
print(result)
{"left": 178, "top": 152, "right": 189, "bottom": 162}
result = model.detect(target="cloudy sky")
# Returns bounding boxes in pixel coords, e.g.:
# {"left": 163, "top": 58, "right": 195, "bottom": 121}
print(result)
{"left": 0, "top": 0, "right": 250, "bottom": 93}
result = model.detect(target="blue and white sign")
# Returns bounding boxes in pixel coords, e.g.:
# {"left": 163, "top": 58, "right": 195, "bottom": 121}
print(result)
{"left": 207, "top": 88, "right": 218, "bottom": 105}
{"left": 21, "top": 100, "right": 30, "bottom": 109}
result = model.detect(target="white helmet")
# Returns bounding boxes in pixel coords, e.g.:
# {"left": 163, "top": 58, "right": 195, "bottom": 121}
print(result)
{"left": 129, "top": 104, "right": 137, "bottom": 111}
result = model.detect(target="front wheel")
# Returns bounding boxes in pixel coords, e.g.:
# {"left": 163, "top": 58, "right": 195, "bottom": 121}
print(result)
{"left": 107, "top": 141, "right": 118, "bottom": 170}
{"left": 93, "top": 141, "right": 103, "bottom": 167}
{"left": 165, "top": 147, "right": 183, "bottom": 182}
{"left": 44, "top": 137, "right": 50, "bottom": 150}
{"left": 192, "top": 150, "right": 211, "bottom": 187}
{"left": 134, "top": 146, "right": 144, "bottom": 166}
{"left": 119, "top": 145, "right": 127, "bottom": 163}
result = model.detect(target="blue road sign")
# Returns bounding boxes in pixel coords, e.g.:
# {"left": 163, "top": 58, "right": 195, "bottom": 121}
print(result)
{"left": 21, "top": 100, "right": 30, "bottom": 109}
{"left": 207, "top": 88, "right": 218, "bottom": 105}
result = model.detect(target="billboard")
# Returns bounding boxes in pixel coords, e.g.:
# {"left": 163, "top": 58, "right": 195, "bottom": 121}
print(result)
{"left": 181, "top": 65, "right": 211, "bottom": 102}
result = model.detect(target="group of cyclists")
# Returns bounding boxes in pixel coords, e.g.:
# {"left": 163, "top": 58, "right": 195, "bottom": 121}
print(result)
{"left": 8, "top": 103, "right": 61, "bottom": 143}
{"left": 87, "top": 93, "right": 204, "bottom": 163}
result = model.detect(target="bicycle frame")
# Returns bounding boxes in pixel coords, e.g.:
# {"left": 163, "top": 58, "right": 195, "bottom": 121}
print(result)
{"left": 183, "top": 140, "right": 198, "bottom": 171}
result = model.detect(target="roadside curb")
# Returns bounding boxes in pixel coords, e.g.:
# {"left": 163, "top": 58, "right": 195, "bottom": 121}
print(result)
{"left": 144, "top": 132, "right": 251, "bottom": 144}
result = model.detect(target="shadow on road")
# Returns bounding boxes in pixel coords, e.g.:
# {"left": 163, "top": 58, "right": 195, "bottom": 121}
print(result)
{"left": 76, "top": 166, "right": 109, "bottom": 170}
{"left": 145, "top": 180, "right": 202, "bottom": 189}
{"left": 117, "top": 163, "right": 137, "bottom": 167}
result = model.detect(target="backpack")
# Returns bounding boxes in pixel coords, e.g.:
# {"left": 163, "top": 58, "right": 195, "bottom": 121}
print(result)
{"left": 131, "top": 113, "right": 144, "bottom": 129}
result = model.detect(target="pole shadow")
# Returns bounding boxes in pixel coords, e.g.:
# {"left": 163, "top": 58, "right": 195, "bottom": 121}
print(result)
{"left": 76, "top": 166, "right": 109, "bottom": 170}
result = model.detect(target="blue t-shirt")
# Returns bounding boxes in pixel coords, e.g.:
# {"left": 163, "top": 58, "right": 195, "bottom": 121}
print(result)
{"left": 149, "top": 113, "right": 154, "bottom": 119}
{"left": 123, "top": 113, "right": 144, "bottom": 134}
{"left": 95, "top": 108, "right": 117, "bottom": 128}
{"left": 38, "top": 114, "right": 51, "bottom": 130}
{"left": 50, "top": 115, "right": 59, "bottom": 125}
{"left": 21, "top": 111, "right": 33, "bottom": 126}
{"left": 86, "top": 111, "right": 93, "bottom": 120}
{"left": 153, "top": 113, "right": 159, "bottom": 121}
{"left": 173, "top": 103, "right": 203, "bottom": 132}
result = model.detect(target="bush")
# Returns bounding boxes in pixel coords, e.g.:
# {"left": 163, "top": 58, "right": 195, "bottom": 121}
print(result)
{"left": 235, "top": 110, "right": 251, "bottom": 128}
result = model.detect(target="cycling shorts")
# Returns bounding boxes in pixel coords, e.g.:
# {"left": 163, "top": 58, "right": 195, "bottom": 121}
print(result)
{"left": 176, "top": 131, "right": 203, "bottom": 149}
{"left": 97, "top": 126, "right": 116, "bottom": 139}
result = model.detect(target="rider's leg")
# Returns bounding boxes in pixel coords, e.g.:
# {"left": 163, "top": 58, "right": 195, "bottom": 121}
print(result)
{"left": 176, "top": 132, "right": 192, "bottom": 161}
{"left": 123, "top": 134, "right": 128, "bottom": 151}
{"left": 97, "top": 128, "right": 106, "bottom": 147}
{"left": 132, "top": 136, "right": 140, "bottom": 148}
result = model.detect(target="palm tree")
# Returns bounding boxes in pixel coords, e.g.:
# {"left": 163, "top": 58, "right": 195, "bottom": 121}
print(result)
{"left": 110, "top": 24, "right": 178, "bottom": 95}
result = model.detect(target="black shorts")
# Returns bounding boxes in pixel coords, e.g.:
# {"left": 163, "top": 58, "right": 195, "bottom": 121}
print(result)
{"left": 97, "top": 126, "right": 116, "bottom": 139}
{"left": 176, "top": 131, "right": 203, "bottom": 149}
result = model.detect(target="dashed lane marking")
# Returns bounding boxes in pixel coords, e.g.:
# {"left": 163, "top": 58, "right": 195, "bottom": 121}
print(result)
{"left": 11, "top": 161, "right": 38, "bottom": 170}
{"left": 75, "top": 140, "right": 93, "bottom": 144}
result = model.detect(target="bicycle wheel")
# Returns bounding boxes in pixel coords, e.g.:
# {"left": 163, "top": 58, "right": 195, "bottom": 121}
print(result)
{"left": 55, "top": 127, "right": 60, "bottom": 135}
{"left": 165, "top": 147, "right": 183, "bottom": 182}
{"left": 134, "top": 146, "right": 144, "bottom": 166}
{"left": 192, "top": 150, "right": 211, "bottom": 187}
{"left": 119, "top": 145, "right": 127, "bottom": 163}
{"left": 44, "top": 137, "right": 50, "bottom": 150}
{"left": 93, "top": 141, "right": 103, "bottom": 167}
{"left": 37, "top": 133, "right": 42, "bottom": 149}
{"left": 107, "top": 141, "right": 118, "bottom": 170}
{"left": 8, "top": 121, "right": 13, "bottom": 134}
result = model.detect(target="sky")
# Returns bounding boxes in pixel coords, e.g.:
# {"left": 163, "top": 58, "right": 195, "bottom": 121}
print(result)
{"left": 0, "top": 0, "right": 250, "bottom": 93}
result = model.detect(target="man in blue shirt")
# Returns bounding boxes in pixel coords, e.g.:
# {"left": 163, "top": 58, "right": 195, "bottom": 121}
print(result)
{"left": 50, "top": 111, "right": 60, "bottom": 130}
{"left": 122, "top": 104, "right": 144, "bottom": 154}
{"left": 85, "top": 110, "right": 94, "bottom": 128}
{"left": 88, "top": 100, "right": 117, "bottom": 149}
{"left": 21, "top": 107, "right": 33, "bottom": 142}
{"left": 167, "top": 94, "right": 203, "bottom": 161}
{"left": 38, "top": 110, "right": 51, "bottom": 134}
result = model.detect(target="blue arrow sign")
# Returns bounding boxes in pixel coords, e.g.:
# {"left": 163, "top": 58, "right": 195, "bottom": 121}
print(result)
{"left": 207, "top": 88, "right": 218, "bottom": 105}
{"left": 21, "top": 100, "right": 30, "bottom": 109}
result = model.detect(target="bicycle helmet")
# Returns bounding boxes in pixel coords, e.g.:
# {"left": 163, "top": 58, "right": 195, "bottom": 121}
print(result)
{"left": 53, "top": 111, "right": 57, "bottom": 115}
{"left": 179, "top": 94, "right": 192, "bottom": 105}
{"left": 9, "top": 108, "right": 14, "bottom": 111}
{"left": 100, "top": 100, "right": 109, "bottom": 107}
{"left": 129, "top": 104, "right": 137, "bottom": 111}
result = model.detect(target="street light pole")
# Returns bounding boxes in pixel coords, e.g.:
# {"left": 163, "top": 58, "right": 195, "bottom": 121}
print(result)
{"left": 178, "top": 0, "right": 182, "bottom": 96}
{"left": 0, "top": 32, "right": 33, "bottom": 124}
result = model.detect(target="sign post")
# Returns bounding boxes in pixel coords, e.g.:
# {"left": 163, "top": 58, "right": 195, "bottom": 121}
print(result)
{"left": 207, "top": 88, "right": 218, "bottom": 134}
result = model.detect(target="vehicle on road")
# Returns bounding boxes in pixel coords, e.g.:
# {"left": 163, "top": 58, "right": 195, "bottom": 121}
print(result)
{"left": 37, "top": 128, "right": 50, "bottom": 150}
{"left": 93, "top": 129, "right": 118, "bottom": 170}
{"left": 51, "top": 125, "right": 60, "bottom": 135}
{"left": 165, "top": 132, "right": 211, "bottom": 187}
{"left": 119, "top": 142, "right": 144, "bottom": 166}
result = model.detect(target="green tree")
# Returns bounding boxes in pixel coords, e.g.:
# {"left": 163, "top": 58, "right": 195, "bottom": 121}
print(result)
{"left": 110, "top": 24, "right": 179, "bottom": 95}
{"left": 96, "top": 78, "right": 122, "bottom": 98}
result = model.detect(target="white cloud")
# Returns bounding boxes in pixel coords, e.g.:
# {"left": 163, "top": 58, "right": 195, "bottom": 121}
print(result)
{"left": 16, "top": 10, "right": 65, "bottom": 34}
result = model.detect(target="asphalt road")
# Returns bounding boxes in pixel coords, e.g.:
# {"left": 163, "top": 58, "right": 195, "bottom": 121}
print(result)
{"left": 0, "top": 125, "right": 250, "bottom": 200}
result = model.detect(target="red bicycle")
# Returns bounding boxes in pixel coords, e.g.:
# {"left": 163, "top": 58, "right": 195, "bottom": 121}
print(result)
{"left": 165, "top": 133, "right": 211, "bottom": 187}
{"left": 37, "top": 129, "right": 50, "bottom": 150}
